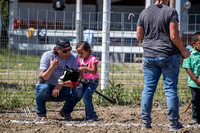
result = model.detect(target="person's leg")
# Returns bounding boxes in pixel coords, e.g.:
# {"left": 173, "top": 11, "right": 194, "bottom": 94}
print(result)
{"left": 61, "top": 86, "right": 83, "bottom": 115}
{"left": 141, "top": 57, "right": 161, "bottom": 122}
{"left": 196, "top": 89, "right": 200, "bottom": 122}
{"left": 161, "top": 54, "right": 183, "bottom": 131}
{"left": 161, "top": 54, "right": 180, "bottom": 120}
{"left": 83, "top": 81, "right": 99, "bottom": 120}
{"left": 190, "top": 87, "right": 200, "bottom": 123}
{"left": 35, "top": 83, "right": 54, "bottom": 115}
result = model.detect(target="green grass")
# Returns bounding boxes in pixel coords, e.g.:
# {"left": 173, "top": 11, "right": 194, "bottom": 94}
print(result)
{"left": 0, "top": 86, "right": 35, "bottom": 109}
{"left": 0, "top": 48, "right": 192, "bottom": 109}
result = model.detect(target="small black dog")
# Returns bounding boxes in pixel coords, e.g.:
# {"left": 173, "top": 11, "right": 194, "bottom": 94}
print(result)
{"left": 58, "top": 65, "right": 79, "bottom": 89}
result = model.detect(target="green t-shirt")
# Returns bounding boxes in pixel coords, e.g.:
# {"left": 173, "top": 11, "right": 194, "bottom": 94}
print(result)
{"left": 182, "top": 48, "right": 200, "bottom": 88}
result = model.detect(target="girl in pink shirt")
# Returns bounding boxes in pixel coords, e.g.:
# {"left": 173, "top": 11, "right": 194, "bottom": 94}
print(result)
{"left": 76, "top": 41, "right": 99, "bottom": 121}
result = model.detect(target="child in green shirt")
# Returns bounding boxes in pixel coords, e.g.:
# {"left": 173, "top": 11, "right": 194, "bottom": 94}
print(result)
{"left": 182, "top": 32, "right": 200, "bottom": 125}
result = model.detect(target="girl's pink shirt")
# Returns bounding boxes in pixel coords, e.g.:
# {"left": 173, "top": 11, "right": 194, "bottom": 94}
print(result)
{"left": 80, "top": 54, "right": 99, "bottom": 79}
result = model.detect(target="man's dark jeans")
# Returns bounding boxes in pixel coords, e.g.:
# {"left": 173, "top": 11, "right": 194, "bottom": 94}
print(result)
{"left": 190, "top": 87, "right": 200, "bottom": 121}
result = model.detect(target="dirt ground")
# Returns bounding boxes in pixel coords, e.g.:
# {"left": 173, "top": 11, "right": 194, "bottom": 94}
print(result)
{"left": 0, "top": 105, "right": 200, "bottom": 133}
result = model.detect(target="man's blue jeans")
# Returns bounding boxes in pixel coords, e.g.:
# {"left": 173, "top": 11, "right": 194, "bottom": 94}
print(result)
{"left": 141, "top": 54, "right": 180, "bottom": 121}
{"left": 35, "top": 83, "right": 83, "bottom": 115}
{"left": 83, "top": 80, "right": 99, "bottom": 120}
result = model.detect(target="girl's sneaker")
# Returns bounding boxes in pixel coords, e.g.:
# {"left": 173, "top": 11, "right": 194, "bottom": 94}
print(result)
{"left": 84, "top": 115, "right": 98, "bottom": 121}
{"left": 189, "top": 119, "right": 198, "bottom": 125}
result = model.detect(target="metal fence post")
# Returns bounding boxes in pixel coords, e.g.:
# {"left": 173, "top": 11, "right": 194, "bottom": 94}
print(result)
{"left": 145, "top": 0, "right": 154, "bottom": 8}
{"left": 76, "top": 0, "right": 83, "bottom": 43}
{"left": 101, "top": 0, "right": 111, "bottom": 90}
{"left": 0, "top": 9, "right": 2, "bottom": 48}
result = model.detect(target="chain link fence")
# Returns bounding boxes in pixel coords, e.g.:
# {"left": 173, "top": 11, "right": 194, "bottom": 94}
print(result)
{"left": 1, "top": 8, "right": 199, "bottom": 106}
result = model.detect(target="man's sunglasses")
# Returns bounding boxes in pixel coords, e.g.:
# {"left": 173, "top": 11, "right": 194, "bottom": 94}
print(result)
{"left": 60, "top": 47, "right": 72, "bottom": 53}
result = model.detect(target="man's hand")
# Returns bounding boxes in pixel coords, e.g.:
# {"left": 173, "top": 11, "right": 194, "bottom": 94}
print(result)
{"left": 52, "top": 84, "right": 62, "bottom": 97}
{"left": 50, "top": 56, "right": 60, "bottom": 69}
{"left": 182, "top": 48, "right": 191, "bottom": 59}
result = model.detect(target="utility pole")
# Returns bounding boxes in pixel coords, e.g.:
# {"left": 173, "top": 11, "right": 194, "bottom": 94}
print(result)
{"left": 145, "top": 0, "right": 154, "bottom": 8}
{"left": 0, "top": 9, "right": 1, "bottom": 48}
{"left": 176, "top": 0, "right": 189, "bottom": 34}
{"left": 169, "top": 0, "right": 175, "bottom": 8}
{"left": 101, "top": 0, "right": 111, "bottom": 90}
{"left": 76, "top": 0, "right": 83, "bottom": 44}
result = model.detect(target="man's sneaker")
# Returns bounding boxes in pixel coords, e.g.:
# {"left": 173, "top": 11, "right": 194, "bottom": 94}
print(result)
{"left": 142, "top": 119, "right": 152, "bottom": 130}
{"left": 64, "top": 114, "right": 72, "bottom": 120}
{"left": 59, "top": 110, "right": 72, "bottom": 120}
{"left": 189, "top": 119, "right": 198, "bottom": 125}
{"left": 59, "top": 110, "right": 65, "bottom": 117}
{"left": 169, "top": 120, "right": 184, "bottom": 131}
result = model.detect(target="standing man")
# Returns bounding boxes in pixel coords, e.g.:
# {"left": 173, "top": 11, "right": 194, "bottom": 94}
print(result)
{"left": 35, "top": 38, "right": 83, "bottom": 120}
{"left": 136, "top": 0, "right": 190, "bottom": 131}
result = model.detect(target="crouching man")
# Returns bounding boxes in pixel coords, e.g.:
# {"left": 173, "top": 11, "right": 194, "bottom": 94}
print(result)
{"left": 35, "top": 38, "right": 83, "bottom": 120}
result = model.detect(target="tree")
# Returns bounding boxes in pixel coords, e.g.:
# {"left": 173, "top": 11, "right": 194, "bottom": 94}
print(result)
{"left": 0, "top": 0, "right": 8, "bottom": 48}
{"left": 0, "top": 0, "right": 8, "bottom": 18}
